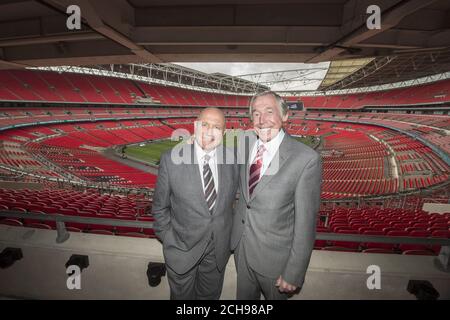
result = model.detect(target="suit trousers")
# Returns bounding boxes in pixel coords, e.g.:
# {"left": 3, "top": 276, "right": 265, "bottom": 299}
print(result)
{"left": 166, "top": 234, "right": 225, "bottom": 300}
{"left": 234, "top": 237, "right": 288, "bottom": 300}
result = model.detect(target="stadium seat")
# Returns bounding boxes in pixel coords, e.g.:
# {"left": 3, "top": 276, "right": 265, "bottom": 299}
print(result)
{"left": 116, "top": 232, "right": 150, "bottom": 238}
{"left": 362, "top": 230, "right": 396, "bottom": 251}
{"left": 430, "top": 230, "right": 450, "bottom": 254}
{"left": 398, "top": 230, "right": 431, "bottom": 252}
{"left": 322, "top": 246, "right": 360, "bottom": 253}
{"left": 362, "top": 248, "right": 396, "bottom": 254}
{"left": 142, "top": 228, "right": 156, "bottom": 237}
{"left": 0, "top": 218, "right": 23, "bottom": 227}
{"left": 26, "top": 223, "right": 52, "bottom": 230}
{"left": 89, "top": 230, "right": 115, "bottom": 236}
{"left": 402, "top": 250, "right": 435, "bottom": 256}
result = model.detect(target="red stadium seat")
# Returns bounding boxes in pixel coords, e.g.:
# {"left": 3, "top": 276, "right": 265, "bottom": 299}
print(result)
{"left": 114, "top": 215, "right": 141, "bottom": 233}
{"left": 89, "top": 230, "right": 114, "bottom": 236}
{"left": 386, "top": 230, "right": 409, "bottom": 237}
{"left": 431, "top": 230, "right": 450, "bottom": 238}
{"left": 142, "top": 228, "right": 156, "bottom": 237}
{"left": 430, "top": 230, "right": 450, "bottom": 254}
{"left": 362, "top": 230, "right": 396, "bottom": 250}
{"left": 402, "top": 250, "right": 435, "bottom": 256}
{"left": 0, "top": 218, "right": 23, "bottom": 227}
{"left": 398, "top": 230, "right": 431, "bottom": 252}
{"left": 116, "top": 232, "right": 150, "bottom": 238}
{"left": 362, "top": 248, "right": 396, "bottom": 254}
{"left": 358, "top": 227, "right": 376, "bottom": 233}
{"left": 330, "top": 229, "right": 360, "bottom": 250}
{"left": 26, "top": 223, "right": 52, "bottom": 230}
{"left": 322, "top": 246, "right": 360, "bottom": 253}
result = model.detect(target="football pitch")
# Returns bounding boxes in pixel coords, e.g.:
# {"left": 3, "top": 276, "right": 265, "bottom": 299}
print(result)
{"left": 124, "top": 139, "right": 181, "bottom": 165}
{"left": 124, "top": 131, "right": 317, "bottom": 165}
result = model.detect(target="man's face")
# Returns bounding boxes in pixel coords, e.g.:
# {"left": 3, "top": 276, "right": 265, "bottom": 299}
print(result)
{"left": 194, "top": 110, "right": 225, "bottom": 151}
{"left": 252, "top": 94, "right": 288, "bottom": 143}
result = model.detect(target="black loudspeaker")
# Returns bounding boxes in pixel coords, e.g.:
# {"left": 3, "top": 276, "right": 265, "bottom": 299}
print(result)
{"left": 407, "top": 280, "right": 440, "bottom": 300}
{"left": 65, "top": 254, "right": 89, "bottom": 272}
{"left": 147, "top": 262, "right": 166, "bottom": 287}
{"left": 0, "top": 247, "right": 23, "bottom": 269}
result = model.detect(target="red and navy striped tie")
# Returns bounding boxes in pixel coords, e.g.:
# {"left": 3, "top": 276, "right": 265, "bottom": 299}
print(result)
{"left": 203, "top": 154, "right": 216, "bottom": 214}
{"left": 248, "top": 144, "right": 266, "bottom": 197}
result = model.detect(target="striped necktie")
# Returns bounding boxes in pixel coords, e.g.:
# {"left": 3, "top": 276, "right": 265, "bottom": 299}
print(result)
{"left": 249, "top": 144, "right": 266, "bottom": 197}
{"left": 203, "top": 154, "right": 216, "bottom": 214}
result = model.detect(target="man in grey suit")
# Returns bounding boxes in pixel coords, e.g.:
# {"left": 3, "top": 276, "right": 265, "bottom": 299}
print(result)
{"left": 152, "top": 107, "right": 239, "bottom": 300}
{"left": 231, "top": 91, "right": 323, "bottom": 300}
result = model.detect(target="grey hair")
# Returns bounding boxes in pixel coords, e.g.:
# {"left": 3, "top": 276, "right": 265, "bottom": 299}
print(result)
{"left": 249, "top": 91, "right": 289, "bottom": 119}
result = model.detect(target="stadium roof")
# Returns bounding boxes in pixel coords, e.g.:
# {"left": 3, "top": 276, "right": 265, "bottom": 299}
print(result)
{"left": 1, "top": 0, "right": 450, "bottom": 67}
{"left": 35, "top": 62, "right": 329, "bottom": 93}
{"left": 319, "top": 58, "right": 374, "bottom": 89}
{"left": 98, "top": 63, "right": 271, "bottom": 93}
{"left": 319, "top": 48, "right": 450, "bottom": 90}
{"left": 177, "top": 62, "right": 330, "bottom": 92}
{"left": 34, "top": 58, "right": 450, "bottom": 95}
{"left": 320, "top": 49, "right": 450, "bottom": 90}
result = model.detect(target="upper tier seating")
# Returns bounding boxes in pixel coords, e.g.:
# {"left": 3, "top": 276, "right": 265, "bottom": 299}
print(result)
{"left": 292, "top": 79, "right": 450, "bottom": 109}
{"left": 0, "top": 70, "right": 252, "bottom": 107}
{"left": 2, "top": 70, "right": 448, "bottom": 109}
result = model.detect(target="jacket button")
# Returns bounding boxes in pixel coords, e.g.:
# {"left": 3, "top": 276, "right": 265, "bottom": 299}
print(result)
{"left": 246, "top": 205, "right": 251, "bottom": 209}
{"left": 241, "top": 219, "right": 245, "bottom": 224}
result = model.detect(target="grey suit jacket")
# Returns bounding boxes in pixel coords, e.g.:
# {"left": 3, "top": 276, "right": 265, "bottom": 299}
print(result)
{"left": 231, "top": 133, "right": 323, "bottom": 287}
{"left": 152, "top": 143, "right": 239, "bottom": 274}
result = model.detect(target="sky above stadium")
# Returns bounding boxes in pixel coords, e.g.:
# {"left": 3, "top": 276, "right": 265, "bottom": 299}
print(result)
{"left": 176, "top": 62, "right": 330, "bottom": 92}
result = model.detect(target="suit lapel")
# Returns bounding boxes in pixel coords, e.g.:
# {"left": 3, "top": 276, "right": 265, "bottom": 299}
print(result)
{"left": 249, "top": 133, "right": 293, "bottom": 202}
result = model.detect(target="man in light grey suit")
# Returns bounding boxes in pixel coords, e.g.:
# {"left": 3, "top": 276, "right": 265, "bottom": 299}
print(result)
{"left": 231, "top": 91, "right": 323, "bottom": 300}
{"left": 152, "top": 107, "right": 239, "bottom": 300}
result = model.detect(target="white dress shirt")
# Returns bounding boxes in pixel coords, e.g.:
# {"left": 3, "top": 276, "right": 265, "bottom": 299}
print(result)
{"left": 195, "top": 140, "right": 219, "bottom": 194}
{"left": 249, "top": 129, "right": 285, "bottom": 177}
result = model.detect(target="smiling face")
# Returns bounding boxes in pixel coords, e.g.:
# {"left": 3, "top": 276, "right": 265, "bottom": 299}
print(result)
{"left": 194, "top": 108, "right": 225, "bottom": 151}
{"left": 251, "top": 94, "right": 288, "bottom": 143}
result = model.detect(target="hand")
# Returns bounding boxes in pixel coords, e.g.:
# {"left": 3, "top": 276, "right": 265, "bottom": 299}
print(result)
{"left": 275, "top": 276, "right": 297, "bottom": 293}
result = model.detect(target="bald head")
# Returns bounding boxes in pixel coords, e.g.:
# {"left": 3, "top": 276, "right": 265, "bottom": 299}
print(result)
{"left": 197, "top": 107, "right": 225, "bottom": 128}
{"left": 194, "top": 107, "right": 226, "bottom": 151}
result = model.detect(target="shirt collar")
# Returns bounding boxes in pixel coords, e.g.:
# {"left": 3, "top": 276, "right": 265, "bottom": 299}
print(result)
{"left": 257, "top": 129, "right": 285, "bottom": 154}
{"left": 194, "top": 140, "right": 217, "bottom": 162}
